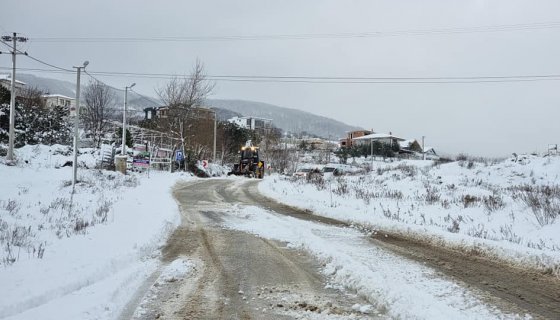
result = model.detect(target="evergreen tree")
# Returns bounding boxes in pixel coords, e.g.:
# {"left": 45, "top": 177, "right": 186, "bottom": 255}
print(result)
{"left": 0, "top": 86, "right": 10, "bottom": 104}
{"left": 334, "top": 147, "right": 349, "bottom": 164}
{"left": 116, "top": 127, "right": 133, "bottom": 148}
{"left": 0, "top": 100, "right": 71, "bottom": 146}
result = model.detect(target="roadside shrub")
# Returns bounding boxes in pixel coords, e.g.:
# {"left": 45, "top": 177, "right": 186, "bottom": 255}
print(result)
{"left": 354, "top": 187, "right": 403, "bottom": 205}
{"left": 376, "top": 163, "right": 418, "bottom": 178}
{"left": 1, "top": 199, "right": 20, "bottom": 216}
{"left": 511, "top": 185, "right": 560, "bottom": 226}
{"left": 95, "top": 200, "right": 112, "bottom": 223}
{"left": 395, "top": 163, "right": 417, "bottom": 177}
{"left": 447, "top": 219, "right": 461, "bottom": 233}
{"left": 483, "top": 192, "right": 505, "bottom": 213}
{"left": 456, "top": 154, "right": 503, "bottom": 167}
{"left": 424, "top": 185, "right": 441, "bottom": 204}
{"left": 308, "top": 174, "right": 326, "bottom": 190}
{"left": 462, "top": 194, "right": 480, "bottom": 208}
{"left": 1, "top": 225, "right": 34, "bottom": 265}
{"left": 435, "top": 157, "right": 453, "bottom": 164}
{"left": 73, "top": 219, "right": 89, "bottom": 233}
{"left": 333, "top": 177, "right": 349, "bottom": 196}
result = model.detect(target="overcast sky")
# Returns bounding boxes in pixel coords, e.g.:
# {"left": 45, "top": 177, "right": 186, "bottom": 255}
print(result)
{"left": 1, "top": 0, "right": 559, "bottom": 156}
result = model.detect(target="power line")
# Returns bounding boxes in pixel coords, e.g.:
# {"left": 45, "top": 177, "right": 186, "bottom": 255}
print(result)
{"left": 28, "top": 21, "right": 560, "bottom": 43}
{"left": 2, "top": 66, "right": 560, "bottom": 84}
{"left": 83, "top": 69, "right": 111, "bottom": 86}
{"left": 25, "top": 55, "right": 72, "bottom": 72}
{"left": 83, "top": 69, "right": 160, "bottom": 108}
{"left": 0, "top": 40, "right": 72, "bottom": 72}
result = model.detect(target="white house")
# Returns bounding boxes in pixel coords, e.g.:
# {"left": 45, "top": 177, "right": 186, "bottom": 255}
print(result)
{"left": 0, "top": 74, "right": 26, "bottom": 92}
{"left": 42, "top": 94, "right": 75, "bottom": 109}
{"left": 352, "top": 132, "right": 405, "bottom": 147}
{"left": 228, "top": 116, "right": 272, "bottom": 131}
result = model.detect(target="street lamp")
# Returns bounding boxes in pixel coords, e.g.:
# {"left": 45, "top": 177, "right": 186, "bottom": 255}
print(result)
{"left": 72, "top": 60, "right": 88, "bottom": 193}
{"left": 121, "top": 83, "right": 135, "bottom": 156}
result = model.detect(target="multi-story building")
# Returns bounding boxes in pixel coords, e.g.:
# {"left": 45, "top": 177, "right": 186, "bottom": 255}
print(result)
{"left": 228, "top": 116, "right": 273, "bottom": 131}
{"left": 340, "top": 130, "right": 373, "bottom": 148}
{"left": 42, "top": 94, "right": 75, "bottom": 109}
{"left": 0, "top": 74, "right": 26, "bottom": 92}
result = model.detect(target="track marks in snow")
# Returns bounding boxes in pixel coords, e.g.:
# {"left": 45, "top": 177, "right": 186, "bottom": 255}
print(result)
{"left": 221, "top": 205, "right": 524, "bottom": 320}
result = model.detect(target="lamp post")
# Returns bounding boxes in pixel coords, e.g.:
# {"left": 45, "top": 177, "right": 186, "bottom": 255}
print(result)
{"left": 72, "top": 61, "right": 88, "bottom": 193}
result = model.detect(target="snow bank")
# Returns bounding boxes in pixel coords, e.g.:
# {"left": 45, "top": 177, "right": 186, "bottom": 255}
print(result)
{"left": 259, "top": 156, "right": 560, "bottom": 275}
{"left": 0, "top": 145, "right": 184, "bottom": 319}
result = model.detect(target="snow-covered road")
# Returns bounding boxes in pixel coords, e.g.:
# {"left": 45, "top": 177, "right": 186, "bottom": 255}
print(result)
{"left": 129, "top": 178, "right": 539, "bottom": 319}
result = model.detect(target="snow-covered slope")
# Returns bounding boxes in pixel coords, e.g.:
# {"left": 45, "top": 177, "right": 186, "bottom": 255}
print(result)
{"left": 0, "top": 145, "right": 184, "bottom": 319}
{"left": 260, "top": 155, "right": 560, "bottom": 275}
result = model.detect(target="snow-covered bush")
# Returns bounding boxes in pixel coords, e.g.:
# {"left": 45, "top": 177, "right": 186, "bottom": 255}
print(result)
{"left": 511, "top": 185, "right": 560, "bottom": 226}
{"left": 0, "top": 103, "right": 72, "bottom": 147}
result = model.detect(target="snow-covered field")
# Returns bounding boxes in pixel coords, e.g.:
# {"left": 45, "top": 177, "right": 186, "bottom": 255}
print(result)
{"left": 260, "top": 156, "right": 560, "bottom": 276}
{"left": 0, "top": 145, "right": 184, "bottom": 319}
{"left": 3, "top": 145, "right": 559, "bottom": 319}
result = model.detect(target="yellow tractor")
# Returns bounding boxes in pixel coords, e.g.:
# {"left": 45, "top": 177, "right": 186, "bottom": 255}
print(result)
{"left": 228, "top": 141, "right": 265, "bottom": 178}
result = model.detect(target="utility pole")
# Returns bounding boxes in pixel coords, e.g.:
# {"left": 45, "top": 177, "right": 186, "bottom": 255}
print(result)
{"left": 122, "top": 83, "right": 135, "bottom": 155}
{"left": 370, "top": 138, "right": 374, "bottom": 168}
{"left": 72, "top": 61, "right": 88, "bottom": 192}
{"left": 213, "top": 110, "right": 217, "bottom": 163}
{"left": 422, "top": 136, "right": 426, "bottom": 160}
{"left": 1, "top": 32, "right": 28, "bottom": 162}
{"left": 116, "top": 83, "right": 135, "bottom": 174}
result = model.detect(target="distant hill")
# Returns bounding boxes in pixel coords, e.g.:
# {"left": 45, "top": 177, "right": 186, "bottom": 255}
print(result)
{"left": 12, "top": 74, "right": 360, "bottom": 139}
{"left": 14, "top": 74, "right": 160, "bottom": 112}
{"left": 207, "top": 99, "right": 360, "bottom": 139}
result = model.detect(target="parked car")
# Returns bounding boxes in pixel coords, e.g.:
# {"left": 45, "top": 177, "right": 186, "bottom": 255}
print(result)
{"left": 293, "top": 168, "right": 313, "bottom": 178}
{"left": 323, "top": 164, "right": 348, "bottom": 177}
{"left": 293, "top": 167, "right": 322, "bottom": 178}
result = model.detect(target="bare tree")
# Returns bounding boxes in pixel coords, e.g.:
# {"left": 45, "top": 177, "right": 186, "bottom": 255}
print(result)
{"left": 258, "top": 126, "right": 282, "bottom": 165}
{"left": 156, "top": 59, "right": 214, "bottom": 109}
{"left": 154, "top": 60, "right": 215, "bottom": 161}
{"left": 82, "top": 80, "right": 116, "bottom": 147}
{"left": 17, "top": 86, "right": 45, "bottom": 108}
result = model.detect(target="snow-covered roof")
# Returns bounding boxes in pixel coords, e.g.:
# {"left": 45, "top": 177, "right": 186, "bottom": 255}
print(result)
{"left": 229, "top": 115, "right": 273, "bottom": 122}
{"left": 42, "top": 94, "right": 74, "bottom": 100}
{"left": 353, "top": 133, "right": 405, "bottom": 141}
{"left": 399, "top": 139, "right": 417, "bottom": 148}
{"left": 0, "top": 74, "right": 26, "bottom": 85}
